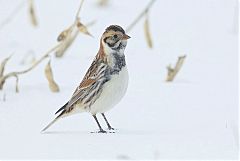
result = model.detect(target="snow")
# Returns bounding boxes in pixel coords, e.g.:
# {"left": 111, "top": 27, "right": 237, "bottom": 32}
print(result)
{"left": 0, "top": 0, "right": 238, "bottom": 160}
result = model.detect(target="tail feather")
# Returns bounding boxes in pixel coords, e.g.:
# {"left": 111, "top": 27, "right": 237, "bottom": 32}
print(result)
{"left": 41, "top": 117, "right": 59, "bottom": 132}
{"left": 42, "top": 102, "right": 68, "bottom": 132}
{"left": 55, "top": 102, "right": 68, "bottom": 114}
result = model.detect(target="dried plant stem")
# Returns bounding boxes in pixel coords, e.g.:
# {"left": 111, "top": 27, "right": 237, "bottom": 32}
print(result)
{"left": 75, "top": 0, "right": 85, "bottom": 20}
{"left": 0, "top": 0, "right": 93, "bottom": 93}
{"left": 12, "top": 44, "right": 59, "bottom": 75}
{"left": 0, "top": 43, "right": 62, "bottom": 90}
{"left": 55, "top": 21, "right": 95, "bottom": 57}
{"left": 55, "top": 27, "right": 78, "bottom": 57}
{"left": 126, "top": 0, "right": 156, "bottom": 33}
{"left": 0, "top": 54, "right": 13, "bottom": 78}
{"left": 166, "top": 55, "right": 186, "bottom": 82}
{"left": 55, "top": 0, "right": 94, "bottom": 58}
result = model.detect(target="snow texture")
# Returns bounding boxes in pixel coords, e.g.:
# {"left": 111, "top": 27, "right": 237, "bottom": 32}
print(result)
{"left": 0, "top": 0, "right": 238, "bottom": 160}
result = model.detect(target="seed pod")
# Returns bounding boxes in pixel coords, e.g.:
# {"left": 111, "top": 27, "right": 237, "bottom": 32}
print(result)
{"left": 144, "top": 12, "right": 153, "bottom": 48}
{"left": 28, "top": 0, "right": 38, "bottom": 26}
{"left": 77, "top": 21, "right": 93, "bottom": 37}
{"left": 55, "top": 20, "right": 95, "bottom": 57}
{"left": 57, "top": 27, "right": 71, "bottom": 42}
{"left": 44, "top": 60, "right": 59, "bottom": 92}
{"left": 55, "top": 26, "right": 78, "bottom": 57}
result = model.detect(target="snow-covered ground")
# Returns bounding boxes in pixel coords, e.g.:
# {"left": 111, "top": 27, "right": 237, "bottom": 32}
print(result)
{"left": 0, "top": 0, "right": 238, "bottom": 160}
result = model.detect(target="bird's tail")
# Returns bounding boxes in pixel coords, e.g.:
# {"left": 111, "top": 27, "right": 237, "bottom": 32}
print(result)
{"left": 41, "top": 102, "right": 68, "bottom": 132}
{"left": 41, "top": 117, "right": 59, "bottom": 132}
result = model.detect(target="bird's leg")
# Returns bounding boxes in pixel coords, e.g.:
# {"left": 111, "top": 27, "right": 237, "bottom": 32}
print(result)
{"left": 92, "top": 115, "right": 107, "bottom": 133}
{"left": 101, "top": 113, "right": 114, "bottom": 130}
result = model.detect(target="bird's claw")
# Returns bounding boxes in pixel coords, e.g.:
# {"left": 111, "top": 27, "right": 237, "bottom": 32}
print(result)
{"left": 98, "top": 130, "right": 107, "bottom": 133}
{"left": 91, "top": 129, "right": 107, "bottom": 133}
{"left": 108, "top": 127, "right": 115, "bottom": 130}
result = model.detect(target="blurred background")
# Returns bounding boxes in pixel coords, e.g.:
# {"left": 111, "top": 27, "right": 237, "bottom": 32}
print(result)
{"left": 0, "top": 0, "right": 238, "bottom": 160}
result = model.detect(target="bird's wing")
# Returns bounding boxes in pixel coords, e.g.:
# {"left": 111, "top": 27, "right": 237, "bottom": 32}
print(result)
{"left": 55, "top": 58, "right": 109, "bottom": 115}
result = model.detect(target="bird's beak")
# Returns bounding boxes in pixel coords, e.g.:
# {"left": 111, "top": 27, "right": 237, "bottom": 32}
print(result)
{"left": 122, "top": 34, "right": 131, "bottom": 40}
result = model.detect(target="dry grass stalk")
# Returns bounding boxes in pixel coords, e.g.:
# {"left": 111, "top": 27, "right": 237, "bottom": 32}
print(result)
{"left": 0, "top": 43, "right": 61, "bottom": 91}
{"left": 126, "top": 0, "right": 156, "bottom": 33}
{"left": 0, "top": 0, "right": 93, "bottom": 93}
{"left": 166, "top": 55, "right": 186, "bottom": 82}
{"left": 55, "top": 20, "right": 94, "bottom": 57}
{"left": 44, "top": 60, "right": 59, "bottom": 92}
{"left": 55, "top": 0, "right": 94, "bottom": 58}
{"left": 28, "top": 0, "right": 38, "bottom": 27}
{"left": 0, "top": 54, "right": 12, "bottom": 78}
{"left": 144, "top": 11, "right": 153, "bottom": 48}
{"left": 77, "top": 20, "right": 93, "bottom": 37}
{"left": 55, "top": 24, "right": 79, "bottom": 57}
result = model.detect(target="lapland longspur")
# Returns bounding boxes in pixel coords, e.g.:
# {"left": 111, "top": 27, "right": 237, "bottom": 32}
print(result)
{"left": 42, "top": 25, "right": 130, "bottom": 133}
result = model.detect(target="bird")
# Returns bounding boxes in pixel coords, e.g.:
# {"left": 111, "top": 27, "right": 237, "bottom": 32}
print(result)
{"left": 42, "top": 25, "right": 130, "bottom": 133}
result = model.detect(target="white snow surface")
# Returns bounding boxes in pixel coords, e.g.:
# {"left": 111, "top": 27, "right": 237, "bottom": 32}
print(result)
{"left": 0, "top": 0, "right": 238, "bottom": 160}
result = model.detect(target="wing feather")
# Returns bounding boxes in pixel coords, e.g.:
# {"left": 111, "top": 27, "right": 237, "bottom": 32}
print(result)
{"left": 56, "top": 57, "right": 108, "bottom": 115}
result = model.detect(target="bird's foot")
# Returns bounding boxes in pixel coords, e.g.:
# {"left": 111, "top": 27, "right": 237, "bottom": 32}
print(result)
{"left": 107, "top": 127, "right": 116, "bottom": 133}
{"left": 98, "top": 129, "right": 107, "bottom": 133}
{"left": 108, "top": 127, "right": 115, "bottom": 130}
{"left": 91, "top": 129, "right": 107, "bottom": 133}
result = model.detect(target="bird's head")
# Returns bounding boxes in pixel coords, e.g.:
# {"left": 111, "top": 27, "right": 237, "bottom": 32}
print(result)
{"left": 101, "top": 25, "right": 130, "bottom": 53}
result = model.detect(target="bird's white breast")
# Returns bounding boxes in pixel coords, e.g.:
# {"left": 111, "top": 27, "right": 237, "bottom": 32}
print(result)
{"left": 90, "top": 66, "right": 129, "bottom": 115}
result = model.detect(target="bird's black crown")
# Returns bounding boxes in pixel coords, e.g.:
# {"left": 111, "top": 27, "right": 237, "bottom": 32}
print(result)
{"left": 105, "top": 25, "right": 125, "bottom": 34}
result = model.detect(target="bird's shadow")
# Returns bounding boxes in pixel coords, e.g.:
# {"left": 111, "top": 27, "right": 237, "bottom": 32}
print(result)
{"left": 41, "top": 131, "right": 89, "bottom": 135}
{"left": 41, "top": 129, "right": 160, "bottom": 135}
{"left": 41, "top": 129, "right": 115, "bottom": 135}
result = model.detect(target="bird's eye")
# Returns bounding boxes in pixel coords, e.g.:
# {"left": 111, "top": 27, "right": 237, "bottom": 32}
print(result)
{"left": 113, "top": 34, "right": 118, "bottom": 39}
